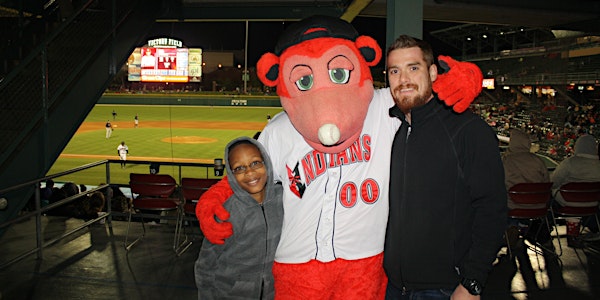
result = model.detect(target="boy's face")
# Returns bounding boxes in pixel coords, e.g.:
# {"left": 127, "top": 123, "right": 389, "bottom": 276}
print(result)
{"left": 229, "top": 143, "right": 267, "bottom": 203}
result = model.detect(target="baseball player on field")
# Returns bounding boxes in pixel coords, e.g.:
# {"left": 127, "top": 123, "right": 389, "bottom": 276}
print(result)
{"left": 105, "top": 120, "right": 112, "bottom": 139}
{"left": 117, "top": 141, "right": 128, "bottom": 168}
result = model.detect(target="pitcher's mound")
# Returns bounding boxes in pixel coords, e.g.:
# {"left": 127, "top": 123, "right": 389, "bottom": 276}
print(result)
{"left": 162, "top": 136, "right": 218, "bottom": 144}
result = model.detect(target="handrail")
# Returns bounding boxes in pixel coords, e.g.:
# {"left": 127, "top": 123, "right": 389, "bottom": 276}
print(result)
{"left": 0, "top": 160, "right": 109, "bottom": 196}
{"left": 0, "top": 184, "right": 109, "bottom": 231}
{"left": 0, "top": 159, "right": 218, "bottom": 270}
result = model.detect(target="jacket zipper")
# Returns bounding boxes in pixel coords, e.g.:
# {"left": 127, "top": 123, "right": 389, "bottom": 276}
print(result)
{"left": 260, "top": 203, "right": 267, "bottom": 299}
{"left": 400, "top": 124, "right": 411, "bottom": 293}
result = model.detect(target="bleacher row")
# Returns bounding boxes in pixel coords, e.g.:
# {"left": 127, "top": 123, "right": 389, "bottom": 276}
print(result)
{"left": 474, "top": 89, "right": 600, "bottom": 162}
{"left": 124, "top": 174, "right": 220, "bottom": 255}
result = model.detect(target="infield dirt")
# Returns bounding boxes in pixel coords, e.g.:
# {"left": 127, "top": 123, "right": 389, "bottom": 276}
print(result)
{"left": 78, "top": 120, "right": 266, "bottom": 134}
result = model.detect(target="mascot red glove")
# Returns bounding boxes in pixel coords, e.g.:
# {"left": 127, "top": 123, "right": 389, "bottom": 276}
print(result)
{"left": 196, "top": 15, "right": 482, "bottom": 299}
{"left": 195, "top": 176, "right": 233, "bottom": 244}
{"left": 433, "top": 55, "right": 483, "bottom": 113}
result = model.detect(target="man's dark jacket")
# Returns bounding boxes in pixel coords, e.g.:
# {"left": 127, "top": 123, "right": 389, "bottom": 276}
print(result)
{"left": 384, "top": 96, "right": 507, "bottom": 291}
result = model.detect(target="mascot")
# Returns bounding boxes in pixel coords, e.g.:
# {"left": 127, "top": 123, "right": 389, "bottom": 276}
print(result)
{"left": 196, "top": 15, "right": 483, "bottom": 299}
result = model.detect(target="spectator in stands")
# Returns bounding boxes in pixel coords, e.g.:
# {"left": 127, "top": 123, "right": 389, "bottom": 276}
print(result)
{"left": 502, "top": 128, "right": 551, "bottom": 248}
{"left": 41, "top": 179, "right": 55, "bottom": 207}
{"left": 23, "top": 179, "right": 56, "bottom": 213}
{"left": 79, "top": 191, "right": 106, "bottom": 221}
{"left": 98, "top": 183, "right": 132, "bottom": 219}
{"left": 551, "top": 134, "right": 600, "bottom": 248}
{"left": 47, "top": 182, "right": 81, "bottom": 217}
{"left": 195, "top": 137, "right": 283, "bottom": 299}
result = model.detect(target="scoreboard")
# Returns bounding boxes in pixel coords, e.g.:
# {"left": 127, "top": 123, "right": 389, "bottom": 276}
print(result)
{"left": 128, "top": 38, "right": 202, "bottom": 83}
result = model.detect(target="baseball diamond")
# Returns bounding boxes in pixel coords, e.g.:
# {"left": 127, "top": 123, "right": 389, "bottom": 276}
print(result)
{"left": 49, "top": 104, "right": 283, "bottom": 185}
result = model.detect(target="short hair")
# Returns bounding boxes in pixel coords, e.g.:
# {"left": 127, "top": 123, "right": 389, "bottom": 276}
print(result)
{"left": 88, "top": 191, "right": 105, "bottom": 211}
{"left": 229, "top": 139, "right": 255, "bottom": 151}
{"left": 62, "top": 182, "right": 79, "bottom": 197}
{"left": 228, "top": 140, "right": 262, "bottom": 167}
{"left": 386, "top": 35, "right": 434, "bottom": 67}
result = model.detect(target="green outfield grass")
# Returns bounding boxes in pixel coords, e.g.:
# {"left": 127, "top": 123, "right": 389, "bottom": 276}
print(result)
{"left": 47, "top": 104, "right": 283, "bottom": 186}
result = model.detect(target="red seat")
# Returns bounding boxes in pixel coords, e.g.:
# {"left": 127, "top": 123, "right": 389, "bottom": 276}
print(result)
{"left": 506, "top": 182, "right": 556, "bottom": 258}
{"left": 180, "top": 178, "right": 220, "bottom": 215}
{"left": 508, "top": 182, "right": 553, "bottom": 218}
{"left": 553, "top": 182, "right": 600, "bottom": 216}
{"left": 181, "top": 178, "right": 220, "bottom": 200}
{"left": 174, "top": 177, "right": 221, "bottom": 256}
{"left": 125, "top": 173, "right": 180, "bottom": 251}
{"left": 551, "top": 182, "right": 600, "bottom": 254}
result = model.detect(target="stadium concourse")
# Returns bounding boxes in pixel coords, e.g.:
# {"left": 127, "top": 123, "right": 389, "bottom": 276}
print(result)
{"left": 0, "top": 211, "right": 599, "bottom": 299}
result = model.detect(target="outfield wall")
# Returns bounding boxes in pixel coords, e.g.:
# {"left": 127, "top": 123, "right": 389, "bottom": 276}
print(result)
{"left": 98, "top": 93, "right": 282, "bottom": 107}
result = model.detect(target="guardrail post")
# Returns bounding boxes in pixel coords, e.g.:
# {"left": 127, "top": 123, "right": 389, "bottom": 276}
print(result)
{"left": 34, "top": 183, "right": 43, "bottom": 260}
{"left": 106, "top": 162, "right": 112, "bottom": 225}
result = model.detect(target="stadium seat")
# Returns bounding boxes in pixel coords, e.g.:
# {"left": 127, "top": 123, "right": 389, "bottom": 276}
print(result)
{"left": 125, "top": 173, "right": 180, "bottom": 251}
{"left": 551, "top": 181, "right": 600, "bottom": 255}
{"left": 505, "top": 182, "right": 557, "bottom": 259}
{"left": 174, "top": 177, "right": 220, "bottom": 256}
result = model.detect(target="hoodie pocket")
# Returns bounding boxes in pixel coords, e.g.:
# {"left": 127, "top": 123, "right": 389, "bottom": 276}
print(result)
{"left": 215, "top": 273, "right": 261, "bottom": 298}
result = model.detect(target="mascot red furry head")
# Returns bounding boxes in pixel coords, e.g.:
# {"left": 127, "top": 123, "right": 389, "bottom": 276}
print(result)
{"left": 257, "top": 15, "right": 382, "bottom": 153}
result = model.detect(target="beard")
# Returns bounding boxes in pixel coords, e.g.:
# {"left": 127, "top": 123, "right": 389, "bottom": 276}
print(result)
{"left": 392, "top": 83, "right": 433, "bottom": 114}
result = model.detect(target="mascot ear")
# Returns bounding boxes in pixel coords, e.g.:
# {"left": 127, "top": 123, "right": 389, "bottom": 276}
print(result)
{"left": 257, "top": 52, "right": 280, "bottom": 87}
{"left": 355, "top": 35, "right": 382, "bottom": 67}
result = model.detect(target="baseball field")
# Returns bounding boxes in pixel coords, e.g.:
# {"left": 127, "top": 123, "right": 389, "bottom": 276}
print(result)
{"left": 46, "top": 103, "right": 283, "bottom": 186}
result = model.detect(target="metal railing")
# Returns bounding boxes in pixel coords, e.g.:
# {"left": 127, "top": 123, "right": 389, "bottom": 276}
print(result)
{"left": 496, "top": 71, "right": 600, "bottom": 86}
{"left": 0, "top": 159, "right": 216, "bottom": 269}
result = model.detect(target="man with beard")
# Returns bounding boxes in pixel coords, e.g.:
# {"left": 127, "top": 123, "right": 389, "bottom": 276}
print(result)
{"left": 383, "top": 35, "right": 507, "bottom": 299}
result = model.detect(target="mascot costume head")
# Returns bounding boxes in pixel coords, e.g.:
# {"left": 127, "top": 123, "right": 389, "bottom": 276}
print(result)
{"left": 257, "top": 15, "right": 381, "bottom": 153}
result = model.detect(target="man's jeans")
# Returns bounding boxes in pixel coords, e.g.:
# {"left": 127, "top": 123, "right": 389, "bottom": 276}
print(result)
{"left": 385, "top": 282, "right": 454, "bottom": 300}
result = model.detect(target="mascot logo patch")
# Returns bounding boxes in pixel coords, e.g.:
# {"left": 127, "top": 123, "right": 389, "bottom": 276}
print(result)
{"left": 287, "top": 162, "right": 306, "bottom": 198}
{"left": 286, "top": 135, "right": 372, "bottom": 198}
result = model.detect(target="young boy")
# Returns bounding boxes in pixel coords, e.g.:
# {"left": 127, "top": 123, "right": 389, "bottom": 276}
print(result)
{"left": 194, "top": 136, "right": 283, "bottom": 299}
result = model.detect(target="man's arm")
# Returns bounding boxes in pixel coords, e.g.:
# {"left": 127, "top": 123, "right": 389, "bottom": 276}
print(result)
{"left": 195, "top": 176, "right": 234, "bottom": 244}
{"left": 460, "top": 120, "right": 507, "bottom": 290}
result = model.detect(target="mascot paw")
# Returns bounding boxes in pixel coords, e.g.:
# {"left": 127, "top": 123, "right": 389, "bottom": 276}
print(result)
{"left": 198, "top": 201, "right": 233, "bottom": 244}
{"left": 433, "top": 55, "right": 483, "bottom": 113}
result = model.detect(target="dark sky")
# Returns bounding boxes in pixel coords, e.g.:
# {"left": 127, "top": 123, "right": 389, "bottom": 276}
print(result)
{"left": 146, "top": 17, "right": 460, "bottom": 68}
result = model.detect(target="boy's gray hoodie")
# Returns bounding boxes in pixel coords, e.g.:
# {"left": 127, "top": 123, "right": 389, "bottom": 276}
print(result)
{"left": 195, "top": 136, "right": 283, "bottom": 299}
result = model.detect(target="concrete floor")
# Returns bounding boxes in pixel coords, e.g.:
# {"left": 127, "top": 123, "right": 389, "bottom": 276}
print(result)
{"left": 0, "top": 215, "right": 599, "bottom": 300}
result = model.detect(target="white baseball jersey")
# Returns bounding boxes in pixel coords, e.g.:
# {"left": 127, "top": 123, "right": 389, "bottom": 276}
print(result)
{"left": 117, "top": 144, "right": 128, "bottom": 160}
{"left": 258, "top": 88, "right": 400, "bottom": 263}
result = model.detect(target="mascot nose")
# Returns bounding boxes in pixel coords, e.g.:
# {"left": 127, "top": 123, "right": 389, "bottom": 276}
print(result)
{"left": 318, "top": 123, "right": 341, "bottom": 146}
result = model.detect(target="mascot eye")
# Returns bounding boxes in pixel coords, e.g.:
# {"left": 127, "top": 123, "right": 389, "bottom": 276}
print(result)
{"left": 295, "top": 75, "right": 314, "bottom": 91}
{"left": 329, "top": 68, "right": 350, "bottom": 84}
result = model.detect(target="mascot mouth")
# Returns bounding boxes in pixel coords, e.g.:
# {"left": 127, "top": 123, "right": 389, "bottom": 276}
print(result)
{"left": 318, "top": 123, "right": 341, "bottom": 145}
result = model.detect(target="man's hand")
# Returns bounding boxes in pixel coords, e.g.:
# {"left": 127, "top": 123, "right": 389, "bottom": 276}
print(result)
{"left": 451, "top": 283, "right": 481, "bottom": 300}
{"left": 195, "top": 177, "right": 234, "bottom": 244}
{"left": 433, "top": 55, "right": 483, "bottom": 113}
